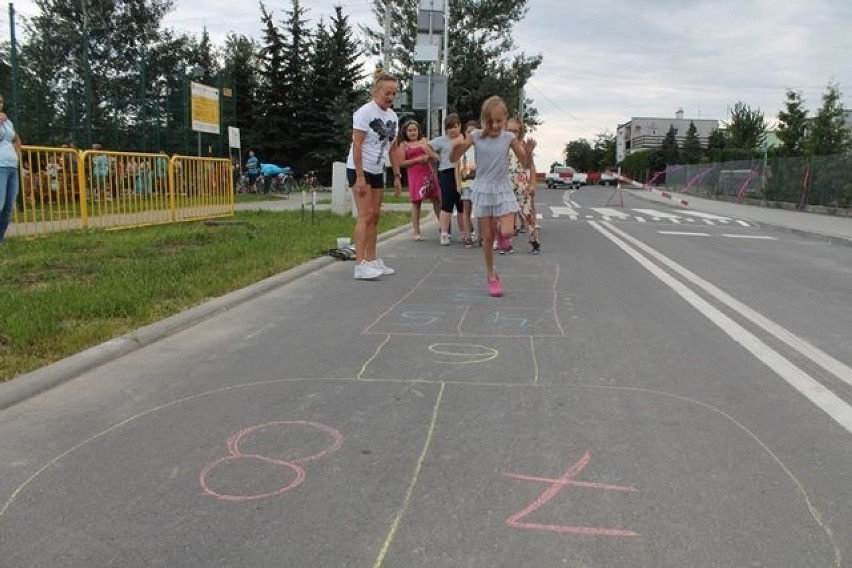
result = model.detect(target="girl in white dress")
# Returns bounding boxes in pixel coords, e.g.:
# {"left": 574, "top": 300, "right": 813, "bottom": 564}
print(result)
{"left": 450, "top": 96, "right": 536, "bottom": 297}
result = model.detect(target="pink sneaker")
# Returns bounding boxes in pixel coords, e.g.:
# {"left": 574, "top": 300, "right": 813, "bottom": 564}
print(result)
{"left": 487, "top": 274, "right": 503, "bottom": 297}
{"left": 497, "top": 233, "right": 512, "bottom": 253}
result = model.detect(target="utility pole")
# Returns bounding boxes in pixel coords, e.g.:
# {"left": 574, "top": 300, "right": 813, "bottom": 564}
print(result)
{"left": 82, "top": 0, "right": 93, "bottom": 148}
{"left": 440, "top": 0, "right": 449, "bottom": 130}
{"left": 8, "top": 3, "right": 19, "bottom": 121}
{"left": 382, "top": 0, "right": 391, "bottom": 71}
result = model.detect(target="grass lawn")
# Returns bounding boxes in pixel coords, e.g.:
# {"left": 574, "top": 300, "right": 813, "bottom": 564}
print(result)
{"left": 0, "top": 209, "right": 410, "bottom": 381}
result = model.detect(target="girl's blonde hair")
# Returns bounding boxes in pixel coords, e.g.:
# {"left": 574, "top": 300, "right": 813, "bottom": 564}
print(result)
{"left": 372, "top": 69, "right": 398, "bottom": 91}
{"left": 507, "top": 116, "right": 525, "bottom": 139}
{"left": 480, "top": 96, "right": 508, "bottom": 138}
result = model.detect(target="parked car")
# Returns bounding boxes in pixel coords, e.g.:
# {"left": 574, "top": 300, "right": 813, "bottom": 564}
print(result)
{"left": 599, "top": 171, "right": 619, "bottom": 186}
{"left": 546, "top": 165, "right": 586, "bottom": 189}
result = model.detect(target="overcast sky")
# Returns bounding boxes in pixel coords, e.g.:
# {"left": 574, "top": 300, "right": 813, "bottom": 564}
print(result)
{"left": 7, "top": 0, "right": 852, "bottom": 166}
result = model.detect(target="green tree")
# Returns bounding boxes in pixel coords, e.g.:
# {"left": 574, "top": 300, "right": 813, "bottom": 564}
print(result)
{"left": 807, "top": 83, "right": 851, "bottom": 156}
{"left": 278, "top": 0, "right": 313, "bottom": 165}
{"left": 593, "top": 132, "right": 616, "bottom": 170}
{"left": 682, "top": 121, "right": 701, "bottom": 163}
{"left": 367, "top": 0, "right": 541, "bottom": 130}
{"left": 776, "top": 88, "right": 808, "bottom": 157}
{"left": 564, "top": 139, "right": 594, "bottom": 172}
{"left": 22, "top": 0, "right": 177, "bottom": 148}
{"left": 221, "top": 34, "right": 260, "bottom": 151}
{"left": 254, "top": 3, "right": 289, "bottom": 160}
{"left": 726, "top": 100, "right": 766, "bottom": 151}
{"left": 302, "top": 8, "right": 364, "bottom": 174}
{"left": 660, "top": 125, "right": 680, "bottom": 164}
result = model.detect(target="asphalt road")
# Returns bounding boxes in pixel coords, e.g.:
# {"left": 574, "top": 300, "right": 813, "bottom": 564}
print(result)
{"left": 1, "top": 185, "right": 851, "bottom": 567}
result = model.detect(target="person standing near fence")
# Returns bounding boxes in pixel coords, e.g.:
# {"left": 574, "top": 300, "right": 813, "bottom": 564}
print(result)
{"left": 346, "top": 70, "right": 402, "bottom": 281}
{"left": 91, "top": 144, "right": 111, "bottom": 201}
{"left": 0, "top": 94, "right": 22, "bottom": 243}
{"left": 245, "top": 150, "right": 260, "bottom": 192}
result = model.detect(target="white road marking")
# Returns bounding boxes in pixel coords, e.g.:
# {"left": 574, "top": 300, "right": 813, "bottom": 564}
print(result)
{"left": 550, "top": 206, "right": 578, "bottom": 219}
{"left": 657, "top": 231, "right": 711, "bottom": 236}
{"left": 636, "top": 217, "right": 646, "bottom": 223}
{"left": 679, "top": 210, "right": 734, "bottom": 221}
{"left": 722, "top": 234, "right": 777, "bottom": 240}
{"left": 736, "top": 220, "right": 751, "bottom": 227}
{"left": 591, "top": 207, "right": 631, "bottom": 218}
{"left": 593, "top": 220, "right": 852, "bottom": 435}
{"left": 632, "top": 208, "right": 682, "bottom": 219}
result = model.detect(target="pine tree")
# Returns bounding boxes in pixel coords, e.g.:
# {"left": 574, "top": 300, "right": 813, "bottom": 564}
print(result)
{"left": 254, "top": 3, "right": 288, "bottom": 161}
{"left": 682, "top": 121, "right": 702, "bottom": 163}
{"left": 661, "top": 126, "right": 680, "bottom": 165}
{"left": 222, "top": 34, "right": 260, "bottom": 152}
{"left": 302, "top": 8, "right": 364, "bottom": 173}
{"left": 727, "top": 101, "right": 766, "bottom": 151}
{"left": 807, "top": 83, "right": 851, "bottom": 156}
{"left": 278, "top": 0, "right": 313, "bottom": 166}
{"left": 776, "top": 89, "right": 808, "bottom": 156}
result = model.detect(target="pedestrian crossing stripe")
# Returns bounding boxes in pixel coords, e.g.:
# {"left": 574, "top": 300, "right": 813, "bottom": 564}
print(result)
{"left": 547, "top": 206, "right": 750, "bottom": 227}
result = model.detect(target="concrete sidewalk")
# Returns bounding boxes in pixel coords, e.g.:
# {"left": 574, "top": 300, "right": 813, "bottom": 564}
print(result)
{"left": 234, "top": 194, "right": 411, "bottom": 214}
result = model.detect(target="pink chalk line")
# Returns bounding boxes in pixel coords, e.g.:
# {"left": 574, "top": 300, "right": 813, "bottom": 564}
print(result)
{"left": 503, "top": 450, "right": 640, "bottom": 537}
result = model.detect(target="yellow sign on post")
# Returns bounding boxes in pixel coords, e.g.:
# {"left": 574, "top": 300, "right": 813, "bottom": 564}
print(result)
{"left": 191, "top": 81, "right": 220, "bottom": 134}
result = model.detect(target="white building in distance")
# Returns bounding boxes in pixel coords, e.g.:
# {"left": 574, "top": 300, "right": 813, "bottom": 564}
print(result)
{"left": 617, "top": 108, "right": 719, "bottom": 163}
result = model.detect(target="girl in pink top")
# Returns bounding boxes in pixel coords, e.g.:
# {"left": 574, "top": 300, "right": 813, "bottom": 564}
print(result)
{"left": 393, "top": 119, "right": 441, "bottom": 241}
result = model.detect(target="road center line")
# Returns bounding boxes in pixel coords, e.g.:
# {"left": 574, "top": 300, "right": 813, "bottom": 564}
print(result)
{"left": 590, "top": 221, "right": 852, "bottom": 435}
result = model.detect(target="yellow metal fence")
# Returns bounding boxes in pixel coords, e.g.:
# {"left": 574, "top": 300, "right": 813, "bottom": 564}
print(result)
{"left": 9, "top": 147, "right": 234, "bottom": 238}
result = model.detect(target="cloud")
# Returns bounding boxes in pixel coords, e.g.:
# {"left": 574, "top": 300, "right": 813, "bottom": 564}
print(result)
{"left": 10, "top": 0, "right": 851, "bottom": 168}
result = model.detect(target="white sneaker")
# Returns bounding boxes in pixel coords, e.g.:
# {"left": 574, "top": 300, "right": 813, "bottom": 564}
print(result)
{"left": 354, "top": 260, "right": 383, "bottom": 280}
{"left": 440, "top": 233, "right": 450, "bottom": 246}
{"left": 372, "top": 258, "right": 395, "bottom": 275}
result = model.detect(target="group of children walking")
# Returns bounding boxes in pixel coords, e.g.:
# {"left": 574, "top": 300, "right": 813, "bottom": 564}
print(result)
{"left": 346, "top": 71, "right": 538, "bottom": 297}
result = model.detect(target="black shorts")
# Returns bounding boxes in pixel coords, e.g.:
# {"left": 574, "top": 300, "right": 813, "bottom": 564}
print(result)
{"left": 347, "top": 169, "right": 384, "bottom": 189}
{"left": 438, "top": 168, "right": 461, "bottom": 213}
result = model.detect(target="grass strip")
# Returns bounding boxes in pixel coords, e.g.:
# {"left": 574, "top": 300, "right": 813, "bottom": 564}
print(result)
{"left": 0, "top": 209, "right": 410, "bottom": 381}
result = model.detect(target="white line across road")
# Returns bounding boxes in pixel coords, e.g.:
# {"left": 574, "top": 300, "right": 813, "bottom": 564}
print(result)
{"left": 590, "top": 220, "right": 852, "bottom": 435}
{"left": 632, "top": 208, "right": 682, "bottom": 219}
{"left": 591, "top": 207, "right": 631, "bottom": 219}
{"left": 549, "top": 206, "right": 578, "bottom": 220}
{"left": 721, "top": 234, "right": 778, "bottom": 240}
{"left": 657, "top": 231, "right": 711, "bottom": 236}
{"left": 679, "top": 210, "right": 735, "bottom": 221}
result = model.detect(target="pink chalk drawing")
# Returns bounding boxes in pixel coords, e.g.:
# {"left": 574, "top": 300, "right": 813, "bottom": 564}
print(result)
{"left": 199, "top": 421, "right": 343, "bottom": 502}
{"left": 503, "top": 450, "right": 640, "bottom": 537}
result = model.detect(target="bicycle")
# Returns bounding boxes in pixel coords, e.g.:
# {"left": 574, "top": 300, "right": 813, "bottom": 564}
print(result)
{"left": 300, "top": 170, "right": 323, "bottom": 192}
{"left": 236, "top": 173, "right": 263, "bottom": 194}
{"left": 268, "top": 172, "right": 296, "bottom": 197}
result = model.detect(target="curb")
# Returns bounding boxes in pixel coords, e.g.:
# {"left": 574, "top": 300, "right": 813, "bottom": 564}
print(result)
{"left": 0, "top": 221, "right": 415, "bottom": 411}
